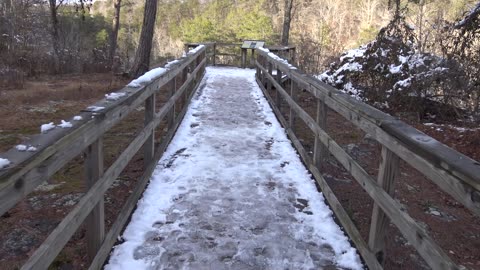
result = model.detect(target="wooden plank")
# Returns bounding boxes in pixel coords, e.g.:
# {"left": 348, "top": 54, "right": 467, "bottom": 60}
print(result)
{"left": 368, "top": 147, "right": 399, "bottom": 265}
{"left": 275, "top": 69, "right": 282, "bottom": 108}
{"left": 144, "top": 93, "right": 155, "bottom": 168}
{"left": 88, "top": 68, "right": 206, "bottom": 270}
{"left": 168, "top": 78, "right": 176, "bottom": 129}
{"left": 313, "top": 98, "right": 327, "bottom": 168}
{"left": 257, "top": 62, "right": 461, "bottom": 270}
{"left": 84, "top": 138, "right": 105, "bottom": 262}
{"left": 20, "top": 57, "right": 207, "bottom": 270}
{"left": 0, "top": 47, "right": 206, "bottom": 217}
{"left": 241, "top": 48, "right": 247, "bottom": 68}
{"left": 255, "top": 76, "right": 383, "bottom": 270}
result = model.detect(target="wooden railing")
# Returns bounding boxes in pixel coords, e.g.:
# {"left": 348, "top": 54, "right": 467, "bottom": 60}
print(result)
{"left": 0, "top": 46, "right": 207, "bottom": 269}
{"left": 255, "top": 48, "right": 480, "bottom": 270}
{"left": 185, "top": 42, "right": 296, "bottom": 68}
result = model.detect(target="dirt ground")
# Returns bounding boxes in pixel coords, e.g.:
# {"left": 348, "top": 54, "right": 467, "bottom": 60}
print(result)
{"left": 268, "top": 85, "right": 480, "bottom": 270}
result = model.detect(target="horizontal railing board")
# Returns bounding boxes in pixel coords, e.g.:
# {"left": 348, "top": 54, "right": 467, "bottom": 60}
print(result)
{"left": 0, "top": 48, "right": 206, "bottom": 217}
{"left": 256, "top": 58, "right": 463, "bottom": 270}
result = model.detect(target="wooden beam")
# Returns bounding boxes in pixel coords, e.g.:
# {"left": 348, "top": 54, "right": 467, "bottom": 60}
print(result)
{"left": 313, "top": 98, "right": 327, "bottom": 168}
{"left": 84, "top": 138, "right": 105, "bottom": 262}
{"left": 289, "top": 80, "right": 296, "bottom": 131}
{"left": 144, "top": 93, "right": 155, "bottom": 168}
{"left": 368, "top": 147, "right": 399, "bottom": 265}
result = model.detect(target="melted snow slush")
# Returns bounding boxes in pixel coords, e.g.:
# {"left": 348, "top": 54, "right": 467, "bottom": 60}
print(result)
{"left": 106, "top": 67, "right": 363, "bottom": 270}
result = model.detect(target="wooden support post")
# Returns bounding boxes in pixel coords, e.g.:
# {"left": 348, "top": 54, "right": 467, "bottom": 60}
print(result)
{"left": 212, "top": 42, "right": 217, "bottom": 66}
{"left": 276, "top": 69, "right": 282, "bottom": 108}
{"left": 250, "top": 49, "right": 255, "bottom": 68}
{"left": 313, "top": 98, "right": 327, "bottom": 168}
{"left": 84, "top": 138, "right": 105, "bottom": 262}
{"left": 144, "top": 93, "right": 155, "bottom": 168}
{"left": 267, "top": 63, "right": 273, "bottom": 93}
{"left": 289, "top": 80, "right": 297, "bottom": 130}
{"left": 368, "top": 146, "right": 400, "bottom": 265}
{"left": 168, "top": 78, "right": 176, "bottom": 129}
{"left": 241, "top": 48, "right": 247, "bottom": 68}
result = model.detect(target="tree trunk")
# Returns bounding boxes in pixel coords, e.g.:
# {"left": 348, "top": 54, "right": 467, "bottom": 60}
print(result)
{"left": 281, "top": 0, "right": 294, "bottom": 46}
{"left": 129, "top": 0, "right": 158, "bottom": 78}
{"left": 49, "top": 0, "right": 61, "bottom": 73}
{"left": 109, "top": 0, "right": 122, "bottom": 66}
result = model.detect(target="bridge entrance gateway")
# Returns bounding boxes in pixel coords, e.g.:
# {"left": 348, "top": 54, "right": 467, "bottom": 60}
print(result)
{"left": 0, "top": 43, "right": 478, "bottom": 270}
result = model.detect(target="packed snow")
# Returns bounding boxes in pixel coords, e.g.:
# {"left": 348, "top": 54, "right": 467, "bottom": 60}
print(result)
{"left": 58, "top": 120, "right": 73, "bottom": 128}
{"left": 128, "top": 46, "right": 204, "bottom": 88}
{"left": 0, "top": 158, "right": 10, "bottom": 169}
{"left": 40, "top": 122, "right": 55, "bottom": 133}
{"left": 27, "top": 146, "right": 37, "bottom": 152}
{"left": 16, "top": 144, "right": 27, "bottom": 151}
{"left": 106, "top": 92, "right": 127, "bottom": 101}
{"left": 73, "top": 116, "right": 83, "bottom": 121}
{"left": 106, "top": 67, "right": 362, "bottom": 270}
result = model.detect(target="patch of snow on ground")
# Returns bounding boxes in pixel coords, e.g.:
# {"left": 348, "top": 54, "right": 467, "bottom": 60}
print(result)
{"left": 106, "top": 67, "right": 362, "bottom": 270}
{"left": 106, "top": 92, "right": 127, "bottom": 101}
{"left": 58, "top": 120, "right": 73, "bottom": 128}
{"left": 16, "top": 144, "right": 27, "bottom": 151}
{"left": 0, "top": 158, "right": 10, "bottom": 169}
{"left": 73, "top": 116, "right": 83, "bottom": 121}
{"left": 41, "top": 122, "right": 55, "bottom": 133}
{"left": 27, "top": 146, "right": 37, "bottom": 152}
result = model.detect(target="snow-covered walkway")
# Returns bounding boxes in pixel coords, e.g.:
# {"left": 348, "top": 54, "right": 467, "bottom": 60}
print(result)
{"left": 106, "top": 67, "right": 362, "bottom": 270}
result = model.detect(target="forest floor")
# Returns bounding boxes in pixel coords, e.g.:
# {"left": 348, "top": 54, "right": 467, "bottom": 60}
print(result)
{"left": 0, "top": 70, "right": 479, "bottom": 269}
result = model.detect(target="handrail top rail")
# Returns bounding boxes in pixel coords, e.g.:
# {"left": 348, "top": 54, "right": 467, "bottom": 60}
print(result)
{"left": 255, "top": 48, "right": 480, "bottom": 192}
{"left": 0, "top": 46, "right": 206, "bottom": 184}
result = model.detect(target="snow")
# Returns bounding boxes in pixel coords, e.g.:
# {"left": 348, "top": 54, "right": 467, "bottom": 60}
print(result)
{"left": 339, "top": 46, "right": 367, "bottom": 62}
{"left": 87, "top": 106, "right": 105, "bottom": 112}
{"left": 106, "top": 67, "right": 362, "bottom": 270}
{"left": 187, "top": 44, "right": 205, "bottom": 55}
{"left": 258, "top": 47, "right": 297, "bottom": 69}
{"left": 0, "top": 158, "right": 10, "bottom": 169}
{"left": 58, "top": 120, "right": 73, "bottom": 128}
{"left": 128, "top": 68, "right": 167, "bottom": 88}
{"left": 73, "top": 116, "right": 83, "bottom": 121}
{"left": 41, "top": 122, "right": 55, "bottom": 133}
{"left": 389, "top": 64, "right": 402, "bottom": 74}
{"left": 105, "top": 92, "right": 127, "bottom": 101}
{"left": 423, "top": 122, "right": 480, "bottom": 132}
{"left": 27, "top": 146, "right": 38, "bottom": 152}
{"left": 16, "top": 144, "right": 27, "bottom": 151}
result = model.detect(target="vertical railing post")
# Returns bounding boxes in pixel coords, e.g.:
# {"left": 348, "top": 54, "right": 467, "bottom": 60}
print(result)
{"left": 168, "top": 78, "right": 176, "bottom": 129}
{"left": 241, "top": 48, "right": 247, "bottom": 68}
{"left": 213, "top": 42, "right": 217, "bottom": 66}
{"left": 289, "top": 80, "right": 297, "bottom": 131}
{"left": 250, "top": 48, "right": 255, "bottom": 68}
{"left": 267, "top": 62, "right": 273, "bottom": 94}
{"left": 84, "top": 138, "right": 105, "bottom": 261}
{"left": 368, "top": 146, "right": 399, "bottom": 265}
{"left": 313, "top": 98, "right": 327, "bottom": 168}
{"left": 144, "top": 93, "right": 155, "bottom": 168}
{"left": 275, "top": 68, "right": 282, "bottom": 108}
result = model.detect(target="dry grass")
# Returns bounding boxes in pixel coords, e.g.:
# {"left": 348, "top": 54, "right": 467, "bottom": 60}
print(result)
{"left": 0, "top": 73, "right": 130, "bottom": 152}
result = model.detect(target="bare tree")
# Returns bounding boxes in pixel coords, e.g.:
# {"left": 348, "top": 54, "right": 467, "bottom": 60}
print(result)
{"left": 281, "top": 0, "right": 294, "bottom": 45}
{"left": 129, "top": 0, "right": 158, "bottom": 78}
{"left": 109, "top": 0, "right": 122, "bottom": 65}
{"left": 48, "top": 0, "right": 62, "bottom": 73}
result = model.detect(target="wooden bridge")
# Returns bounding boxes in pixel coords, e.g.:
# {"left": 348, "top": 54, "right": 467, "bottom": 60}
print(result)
{"left": 0, "top": 44, "right": 479, "bottom": 270}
